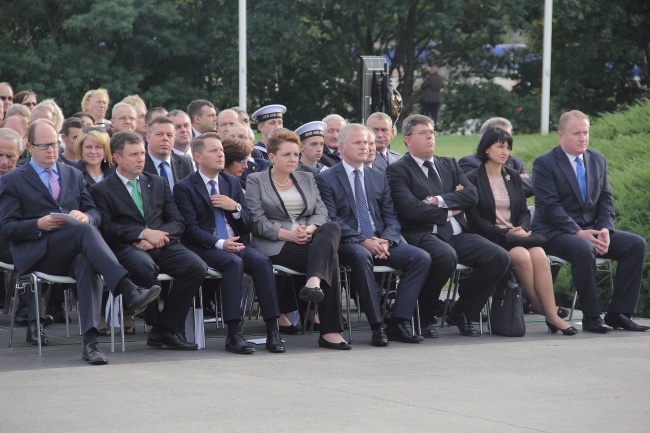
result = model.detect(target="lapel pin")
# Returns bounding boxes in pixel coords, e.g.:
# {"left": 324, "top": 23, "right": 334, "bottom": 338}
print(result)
{"left": 505, "top": 174, "right": 511, "bottom": 181}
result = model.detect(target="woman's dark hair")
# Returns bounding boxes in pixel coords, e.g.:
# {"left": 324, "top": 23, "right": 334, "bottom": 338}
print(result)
{"left": 475, "top": 127, "right": 513, "bottom": 163}
{"left": 222, "top": 137, "right": 248, "bottom": 167}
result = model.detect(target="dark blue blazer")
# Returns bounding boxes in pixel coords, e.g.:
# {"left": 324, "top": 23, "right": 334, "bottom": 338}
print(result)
{"left": 532, "top": 146, "right": 615, "bottom": 241}
{"left": 0, "top": 161, "right": 100, "bottom": 277}
{"left": 316, "top": 162, "right": 401, "bottom": 245}
{"left": 173, "top": 171, "right": 252, "bottom": 250}
{"left": 241, "top": 157, "right": 270, "bottom": 179}
{"left": 90, "top": 171, "right": 185, "bottom": 251}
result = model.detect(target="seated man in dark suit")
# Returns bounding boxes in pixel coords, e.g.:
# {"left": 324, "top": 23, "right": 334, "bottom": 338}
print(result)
{"left": 532, "top": 110, "right": 648, "bottom": 333}
{"left": 174, "top": 132, "right": 284, "bottom": 354}
{"left": 320, "top": 114, "right": 345, "bottom": 167}
{"left": 90, "top": 132, "right": 208, "bottom": 350}
{"left": 143, "top": 116, "right": 193, "bottom": 191}
{"left": 366, "top": 112, "right": 402, "bottom": 171}
{"left": 458, "top": 117, "right": 533, "bottom": 197}
{"left": 316, "top": 123, "right": 431, "bottom": 345}
{"left": 386, "top": 114, "right": 510, "bottom": 337}
{"left": 0, "top": 121, "right": 160, "bottom": 364}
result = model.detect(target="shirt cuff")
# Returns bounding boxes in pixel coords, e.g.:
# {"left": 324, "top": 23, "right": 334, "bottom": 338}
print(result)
{"left": 436, "top": 196, "right": 448, "bottom": 208}
{"left": 216, "top": 239, "right": 225, "bottom": 249}
{"left": 231, "top": 211, "right": 241, "bottom": 219}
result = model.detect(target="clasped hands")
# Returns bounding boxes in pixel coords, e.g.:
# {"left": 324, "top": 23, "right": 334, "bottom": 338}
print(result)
{"left": 37, "top": 210, "right": 88, "bottom": 231}
{"left": 282, "top": 225, "right": 315, "bottom": 245}
{"left": 360, "top": 237, "right": 391, "bottom": 260}
{"left": 577, "top": 228, "right": 610, "bottom": 255}
{"left": 507, "top": 226, "right": 531, "bottom": 237}
{"left": 134, "top": 228, "right": 170, "bottom": 251}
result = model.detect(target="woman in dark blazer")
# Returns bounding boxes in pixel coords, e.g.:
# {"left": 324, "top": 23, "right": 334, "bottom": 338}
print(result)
{"left": 246, "top": 129, "right": 349, "bottom": 350}
{"left": 72, "top": 125, "right": 115, "bottom": 188}
{"left": 467, "top": 127, "right": 577, "bottom": 335}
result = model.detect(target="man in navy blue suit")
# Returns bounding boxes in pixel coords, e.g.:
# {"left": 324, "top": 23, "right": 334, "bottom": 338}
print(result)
{"left": 0, "top": 121, "right": 160, "bottom": 364}
{"left": 173, "top": 132, "right": 284, "bottom": 354}
{"left": 316, "top": 123, "right": 431, "bottom": 346}
{"left": 532, "top": 110, "right": 648, "bottom": 333}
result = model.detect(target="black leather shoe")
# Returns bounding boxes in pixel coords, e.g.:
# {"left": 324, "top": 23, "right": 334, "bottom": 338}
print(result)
{"left": 225, "top": 333, "right": 256, "bottom": 354}
{"left": 557, "top": 307, "right": 570, "bottom": 319}
{"left": 318, "top": 335, "right": 352, "bottom": 350}
{"left": 266, "top": 331, "right": 285, "bottom": 353}
{"left": 26, "top": 320, "right": 48, "bottom": 345}
{"left": 546, "top": 319, "right": 579, "bottom": 336}
{"left": 298, "top": 286, "right": 324, "bottom": 302}
{"left": 604, "top": 313, "right": 650, "bottom": 332}
{"left": 421, "top": 322, "right": 439, "bottom": 338}
{"left": 582, "top": 315, "right": 613, "bottom": 333}
{"left": 371, "top": 325, "right": 389, "bottom": 347}
{"left": 385, "top": 321, "right": 424, "bottom": 343}
{"left": 446, "top": 309, "right": 480, "bottom": 337}
{"left": 147, "top": 329, "right": 198, "bottom": 350}
{"left": 123, "top": 285, "right": 162, "bottom": 316}
{"left": 42, "top": 315, "right": 55, "bottom": 327}
{"left": 279, "top": 324, "right": 300, "bottom": 334}
{"left": 82, "top": 342, "right": 108, "bottom": 365}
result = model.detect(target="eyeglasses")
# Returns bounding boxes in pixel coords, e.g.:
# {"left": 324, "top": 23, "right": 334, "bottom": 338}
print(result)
{"left": 82, "top": 125, "right": 107, "bottom": 133}
{"left": 32, "top": 141, "right": 59, "bottom": 150}
{"left": 409, "top": 130, "right": 435, "bottom": 137}
{"left": 235, "top": 159, "right": 248, "bottom": 164}
{"left": 0, "top": 95, "right": 13, "bottom": 101}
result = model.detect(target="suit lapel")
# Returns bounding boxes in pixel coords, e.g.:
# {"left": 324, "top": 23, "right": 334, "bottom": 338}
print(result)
{"left": 261, "top": 170, "right": 288, "bottom": 218}
{"left": 404, "top": 154, "right": 436, "bottom": 197}
{"left": 363, "top": 168, "right": 379, "bottom": 223}
{"left": 21, "top": 163, "right": 57, "bottom": 205}
{"left": 139, "top": 173, "right": 155, "bottom": 220}
{"left": 334, "top": 164, "right": 357, "bottom": 214}
{"left": 55, "top": 162, "right": 67, "bottom": 205}
{"left": 477, "top": 165, "right": 496, "bottom": 216}
{"left": 554, "top": 147, "right": 584, "bottom": 205}
{"left": 110, "top": 174, "right": 145, "bottom": 220}
{"left": 433, "top": 157, "right": 453, "bottom": 193}
{"left": 192, "top": 172, "right": 213, "bottom": 209}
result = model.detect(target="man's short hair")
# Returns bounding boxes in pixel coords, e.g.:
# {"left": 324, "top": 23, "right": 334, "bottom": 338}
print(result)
{"left": 145, "top": 107, "right": 168, "bottom": 126}
{"left": 190, "top": 131, "right": 222, "bottom": 156}
{"left": 337, "top": 123, "right": 366, "bottom": 147}
{"left": 110, "top": 131, "right": 143, "bottom": 155}
{"left": 187, "top": 99, "right": 216, "bottom": 122}
{"left": 366, "top": 112, "right": 392, "bottom": 125}
{"left": 146, "top": 115, "right": 174, "bottom": 135}
{"left": 0, "top": 127, "right": 23, "bottom": 154}
{"left": 121, "top": 94, "right": 146, "bottom": 110}
{"left": 167, "top": 109, "right": 189, "bottom": 119}
{"left": 27, "top": 119, "right": 55, "bottom": 145}
{"left": 479, "top": 117, "right": 513, "bottom": 136}
{"left": 111, "top": 102, "right": 136, "bottom": 119}
{"left": 402, "top": 114, "right": 433, "bottom": 137}
{"left": 61, "top": 117, "right": 84, "bottom": 135}
{"left": 558, "top": 110, "right": 589, "bottom": 132}
{"left": 6, "top": 104, "right": 30, "bottom": 119}
{"left": 322, "top": 114, "right": 346, "bottom": 124}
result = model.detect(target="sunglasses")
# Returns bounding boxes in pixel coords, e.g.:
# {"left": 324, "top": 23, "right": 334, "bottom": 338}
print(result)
{"left": 0, "top": 95, "right": 13, "bottom": 101}
{"left": 82, "top": 125, "right": 107, "bottom": 133}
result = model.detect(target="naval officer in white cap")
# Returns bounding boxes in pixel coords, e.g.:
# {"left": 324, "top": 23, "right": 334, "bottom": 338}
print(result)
{"left": 251, "top": 104, "right": 286, "bottom": 160}
{"left": 295, "top": 121, "right": 329, "bottom": 175}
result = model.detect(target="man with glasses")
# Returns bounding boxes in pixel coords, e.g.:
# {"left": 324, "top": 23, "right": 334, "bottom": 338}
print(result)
{"left": 0, "top": 82, "right": 14, "bottom": 111}
{"left": 386, "top": 114, "right": 510, "bottom": 337}
{"left": 366, "top": 112, "right": 402, "bottom": 172}
{"left": 110, "top": 103, "right": 138, "bottom": 134}
{"left": 0, "top": 120, "right": 161, "bottom": 364}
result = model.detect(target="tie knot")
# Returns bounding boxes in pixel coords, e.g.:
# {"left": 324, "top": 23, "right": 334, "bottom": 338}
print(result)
{"left": 353, "top": 169, "right": 361, "bottom": 177}
{"left": 423, "top": 160, "right": 434, "bottom": 170}
{"left": 127, "top": 179, "right": 138, "bottom": 187}
{"left": 575, "top": 157, "right": 582, "bottom": 166}
{"left": 208, "top": 180, "right": 216, "bottom": 187}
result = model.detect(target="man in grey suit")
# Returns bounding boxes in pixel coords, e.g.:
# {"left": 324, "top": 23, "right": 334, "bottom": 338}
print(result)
{"left": 316, "top": 124, "right": 430, "bottom": 345}
{"left": 532, "top": 110, "right": 648, "bottom": 333}
{"left": 0, "top": 121, "right": 160, "bottom": 364}
{"left": 366, "top": 112, "right": 402, "bottom": 171}
{"left": 144, "top": 116, "right": 193, "bottom": 191}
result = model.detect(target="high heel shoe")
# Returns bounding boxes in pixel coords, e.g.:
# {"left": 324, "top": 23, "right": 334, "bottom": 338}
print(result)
{"left": 546, "top": 319, "right": 579, "bottom": 336}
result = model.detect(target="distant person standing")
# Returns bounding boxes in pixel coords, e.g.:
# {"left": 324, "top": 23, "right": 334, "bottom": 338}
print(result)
{"left": 420, "top": 66, "right": 444, "bottom": 125}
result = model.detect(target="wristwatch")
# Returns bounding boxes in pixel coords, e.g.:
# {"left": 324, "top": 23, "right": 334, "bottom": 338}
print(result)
{"left": 426, "top": 196, "right": 434, "bottom": 203}
{"left": 234, "top": 203, "right": 242, "bottom": 212}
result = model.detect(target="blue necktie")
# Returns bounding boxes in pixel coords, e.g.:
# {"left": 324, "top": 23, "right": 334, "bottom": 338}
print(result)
{"left": 575, "top": 157, "right": 587, "bottom": 200}
{"left": 208, "top": 180, "right": 229, "bottom": 239}
{"left": 159, "top": 161, "right": 170, "bottom": 185}
{"left": 353, "top": 169, "right": 375, "bottom": 238}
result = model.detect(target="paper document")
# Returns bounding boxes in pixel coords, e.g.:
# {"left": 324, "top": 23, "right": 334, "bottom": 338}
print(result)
{"left": 50, "top": 212, "right": 80, "bottom": 226}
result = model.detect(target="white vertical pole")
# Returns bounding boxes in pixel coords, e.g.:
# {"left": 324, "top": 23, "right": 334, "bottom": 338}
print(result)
{"left": 238, "top": 0, "right": 247, "bottom": 111}
{"left": 541, "top": 0, "right": 553, "bottom": 135}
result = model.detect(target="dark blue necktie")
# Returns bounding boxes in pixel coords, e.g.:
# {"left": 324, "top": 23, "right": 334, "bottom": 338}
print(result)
{"left": 208, "top": 180, "right": 229, "bottom": 239}
{"left": 159, "top": 161, "right": 170, "bottom": 185}
{"left": 380, "top": 152, "right": 389, "bottom": 165}
{"left": 575, "top": 157, "right": 587, "bottom": 200}
{"left": 353, "top": 169, "right": 375, "bottom": 238}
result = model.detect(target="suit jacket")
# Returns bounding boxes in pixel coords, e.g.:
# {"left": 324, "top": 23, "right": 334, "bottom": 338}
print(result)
{"left": 466, "top": 164, "right": 530, "bottom": 244}
{"left": 89, "top": 171, "right": 185, "bottom": 251}
{"left": 144, "top": 152, "right": 193, "bottom": 185}
{"left": 316, "top": 163, "right": 401, "bottom": 245}
{"left": 373, "top": 149, "right": 402, "bottom": 172}
{"left": 532, "top": 146, "right": 615, "bottom": 241}
{"left": 385, "top": 153, "right": 477, "bottom": 239}
{"left": 459, "top": 154, "right": 533, "bottom": 197}
{"left": 245, "top": 169, "right": 329, "bottom": 257}
{"left": 252, "top": 142, "right": 269, "bottom": 160}
{"left": 319, "top": 147, "right": 341, "bottom": 167}
{"left": 72, "top": 160, "right": 116, "bottom": 188}
{"left": 173, "top": 171, "right": 251, "bottom": 250}
{"left": 241, "top": 157, "right": 270, "bottom": 179}
{"left": 0, "top": 161, "right": 100, "bottom": 277}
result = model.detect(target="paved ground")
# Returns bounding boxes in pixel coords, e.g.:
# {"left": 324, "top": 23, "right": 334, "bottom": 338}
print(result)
{"left": 1, "top": 308, "right": 649, "bottom": 433}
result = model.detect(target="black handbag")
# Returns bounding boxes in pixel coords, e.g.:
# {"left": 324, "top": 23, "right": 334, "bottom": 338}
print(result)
{"left": 490, "top": 279, "right": 526, "bottom": 337}
{"left": 503, "top": 232, "right": 547, "bottom": 249}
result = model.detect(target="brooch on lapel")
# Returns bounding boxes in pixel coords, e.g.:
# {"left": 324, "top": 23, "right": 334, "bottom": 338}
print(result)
{"left": 505, "top": 174, "right": 511, "bottom": 181}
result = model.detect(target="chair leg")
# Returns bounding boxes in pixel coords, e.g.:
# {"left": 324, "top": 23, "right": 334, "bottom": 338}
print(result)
{"left": 569, "top": 290, "right": 578, "bottom": 321}
{"left": 63, "top": 288, "right": 70, "bottom": 339}
{"left": 9, "top": 278, "right": 22, "bottom": 348}
{"left": 31, "top": 274, "right": 42, "bottom": 356}
{"left": 342, "top": 268, "right": 352, "bottom": 342}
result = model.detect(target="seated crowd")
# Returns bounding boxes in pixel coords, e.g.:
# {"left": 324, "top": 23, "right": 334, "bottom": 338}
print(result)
{"left": 0, "top": 82, "right": 647, "bottom": 367}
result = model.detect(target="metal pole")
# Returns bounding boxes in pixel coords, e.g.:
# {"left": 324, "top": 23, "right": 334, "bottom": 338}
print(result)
{"left": 238, "top": 0, "right": 247, "bottom": 111}
{"left": 541, "top": 0, "right": 553, "bottom": 135}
